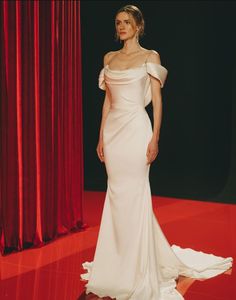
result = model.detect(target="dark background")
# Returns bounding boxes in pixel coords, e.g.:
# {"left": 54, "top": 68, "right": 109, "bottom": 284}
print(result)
{"left": 80, "top": 1, "right": 236, "bottom": 203}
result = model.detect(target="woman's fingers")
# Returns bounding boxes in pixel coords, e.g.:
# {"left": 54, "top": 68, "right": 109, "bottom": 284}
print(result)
{"left": 96, "top": 144, "right": 104, "bottom": 162}
{"left": 146, "top": 147, "right": 158, "bottom": 164}
{"left": 100, "top": 149, "right": 104, "bottom": 162}
{"left": 97, "top": 150, "right": 103, "bottom": 162}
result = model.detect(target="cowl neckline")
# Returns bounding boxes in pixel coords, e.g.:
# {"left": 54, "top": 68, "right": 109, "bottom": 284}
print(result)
{"left": 104, "top": 62, "right": 167, "bottom": 73}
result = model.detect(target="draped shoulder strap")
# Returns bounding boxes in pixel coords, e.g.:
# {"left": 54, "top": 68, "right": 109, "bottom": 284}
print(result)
{"left": 146, "top": 62, "right": 168, "bottom": 88}
{"left": 98, "top": 67, "right": 106, "bottom": 90}
{"left": 144, "top": 51, "right": 168, "bottom": 106}
{"left": 98, "top": 51, "right": 117, "bottom": 90}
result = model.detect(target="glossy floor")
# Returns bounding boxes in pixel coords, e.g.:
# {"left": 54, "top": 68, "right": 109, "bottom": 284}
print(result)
{"left": 0, "top": 191, "right": 235, "bottom": 300}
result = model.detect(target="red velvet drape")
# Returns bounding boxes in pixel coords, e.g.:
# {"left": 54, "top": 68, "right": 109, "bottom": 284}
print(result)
{"left": 0, "top": 0, "right": 84, "bottom": 254}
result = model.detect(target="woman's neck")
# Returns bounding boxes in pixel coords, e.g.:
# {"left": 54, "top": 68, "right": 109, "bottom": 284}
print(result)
{"left": 120, "top": 39, "right": 142, "bottom": 55}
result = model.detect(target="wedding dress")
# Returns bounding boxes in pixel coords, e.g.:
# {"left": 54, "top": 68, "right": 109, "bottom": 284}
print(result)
{"left": 81, "top": 53, "right": 233, "bottom": 300}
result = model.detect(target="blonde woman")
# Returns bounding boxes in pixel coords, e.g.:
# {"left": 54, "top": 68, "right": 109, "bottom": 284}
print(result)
{"left": 81, "top": 4, "right": 233, "bottom": 300}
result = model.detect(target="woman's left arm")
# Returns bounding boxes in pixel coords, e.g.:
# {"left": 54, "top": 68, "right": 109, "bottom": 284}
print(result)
{"left": 146, "top": 52, "right": 162, "bottom": 164}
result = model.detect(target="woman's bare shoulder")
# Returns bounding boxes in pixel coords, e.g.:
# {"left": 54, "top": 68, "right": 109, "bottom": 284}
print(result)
{"left": 103, "top": 51, "right": 119, "bottom": 66}
{"left": 142, "top": 48, "right": 161, "bottom": 64}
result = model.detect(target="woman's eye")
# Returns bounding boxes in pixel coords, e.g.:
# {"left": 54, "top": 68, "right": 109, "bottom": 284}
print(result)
{"left": 115, "top": 20, "right": 130, "bottom": 26}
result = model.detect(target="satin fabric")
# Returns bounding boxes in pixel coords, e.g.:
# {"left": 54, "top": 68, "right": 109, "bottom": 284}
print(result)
{"left": 81, "top": 62, "right": 233, "bottom": 300}
{"left": 0, "top": 0, "right": 83, "bottom": 253}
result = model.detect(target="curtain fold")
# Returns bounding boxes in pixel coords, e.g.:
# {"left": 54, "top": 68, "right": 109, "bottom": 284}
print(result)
{"left": 0, "top": 0, "right": 84, "bottom": 254}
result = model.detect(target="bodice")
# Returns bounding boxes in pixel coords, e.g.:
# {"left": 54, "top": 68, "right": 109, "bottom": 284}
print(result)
{"left": 98, "top": 62, "right": 168, "bottom": 107}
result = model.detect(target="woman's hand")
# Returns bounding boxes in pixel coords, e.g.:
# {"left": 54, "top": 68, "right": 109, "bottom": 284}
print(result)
{"left": 146, "top": 138, "right": 159, "bottom": 164}
{"left": 96, "top": 139, "right": 105, "bottom": 162}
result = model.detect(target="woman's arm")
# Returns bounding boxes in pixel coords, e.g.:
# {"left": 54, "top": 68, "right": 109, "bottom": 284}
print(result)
{"left": 98, "top": 93, "right": 111, "bottom": 141}
{"left": 146, "top": 51, "right": 163, "bottom": 164}
{"left": 96, "top": 53, "right": 113, "bottom": 162}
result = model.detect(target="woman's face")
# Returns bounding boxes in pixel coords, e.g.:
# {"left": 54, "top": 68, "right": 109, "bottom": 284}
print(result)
{"left": 115, "top": 12, "right": 138, "bottom": 41}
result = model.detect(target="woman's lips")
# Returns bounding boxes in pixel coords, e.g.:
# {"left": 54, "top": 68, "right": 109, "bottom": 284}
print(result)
{"left": 120, "top": 32, "right": 126, "bottom": 35}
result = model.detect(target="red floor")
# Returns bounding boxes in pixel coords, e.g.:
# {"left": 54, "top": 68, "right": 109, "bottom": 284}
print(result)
{"left": 0, "top": 191, "right": 235, "bottom": 300}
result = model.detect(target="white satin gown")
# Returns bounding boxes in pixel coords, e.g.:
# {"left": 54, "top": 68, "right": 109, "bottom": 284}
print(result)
{"left": 81, "top": 60, "right": 233, "bottom": 300}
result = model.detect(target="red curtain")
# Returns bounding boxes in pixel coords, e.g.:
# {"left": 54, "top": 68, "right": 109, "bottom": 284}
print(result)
{"left": 0, "top": 0, "right": 84, "bottom": 254}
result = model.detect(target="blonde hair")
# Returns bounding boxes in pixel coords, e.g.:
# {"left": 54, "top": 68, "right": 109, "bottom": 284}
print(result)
{"left": 115, "top": 5, "right": 145, "bottom": 41}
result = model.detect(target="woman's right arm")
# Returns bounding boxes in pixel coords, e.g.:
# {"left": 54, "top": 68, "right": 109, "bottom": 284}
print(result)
{"left": 96, "top": 52, "right": 113, "bottom": 162}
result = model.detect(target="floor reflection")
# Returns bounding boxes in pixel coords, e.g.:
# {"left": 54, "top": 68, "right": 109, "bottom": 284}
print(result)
{"left": 0, "top": 192, "right": 235, "bottom": 300}
{"left": 176, "top": 276, "right": 196, "bottom": 295}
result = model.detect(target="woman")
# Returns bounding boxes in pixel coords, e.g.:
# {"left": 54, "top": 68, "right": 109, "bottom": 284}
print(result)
{"left": 81, "top": 5, "right": 233, "bottom": 300}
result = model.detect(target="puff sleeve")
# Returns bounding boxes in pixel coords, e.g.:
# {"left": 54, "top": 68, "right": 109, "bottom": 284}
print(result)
{"left": 146, "top": 62, "right": 168, "bottom": 88}
{"left": 144, "top": 62, "right": 168, "bottom": 106}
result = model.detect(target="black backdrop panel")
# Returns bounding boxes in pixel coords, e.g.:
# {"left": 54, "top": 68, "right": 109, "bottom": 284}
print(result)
{"left": 81, "top": 1, "right": 236, "bottom": 203}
